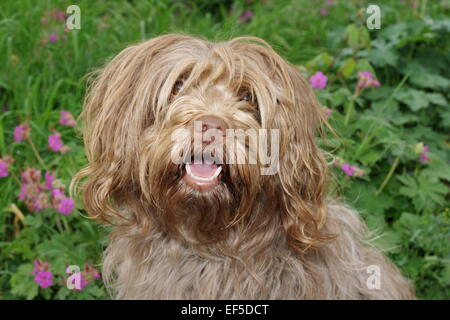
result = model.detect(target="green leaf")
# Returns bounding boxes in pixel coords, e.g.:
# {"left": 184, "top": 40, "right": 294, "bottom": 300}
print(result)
{"left": 441, "top": 262, "right": 450, "bottom": 285}
{"left": 426, "top": 93, "right": 447, "bottom": 106}
{"left": 355, "top": 58, "right": 375, "bottom": 74}
{"left": 371, "top": 99, "right": 418, "bottom": 125}
{"left": 410, "top": 73, "right": 450, "bottom": 90}
{"left": 359, "top": 150, "right": 383, "bottom": 166}
{"left": 394, "top": 88, "right": 429, "bottom": 111}
{"left": 368, "top": 47, "right": 398, "bottom": 67}
{"left": 314, "top": 90, "right": 332, "bottom": 105}
{"left": 306, "top": 52, "right": 333, "bottom": 70}
{"left": 364, "top": 86, "right": 394, "bottom": 101}
{"left": 344, "top": 24, "right": 370, "bottom": 50}
{"left": 338, "top": 58, "right": 356, "bottom": 78}
{"left": 395, "top": 212, "right": 420, "bottom": 230}
{"left": 348, "top": 183, "right": 394, "bottom": 217}
{"left": 345, "top": 24, "right": 359, "bottom": 50}
{"left": 358, "top": 27, "right": 371, "bottom": 49}
{"left": 373, "top": 229, "right": 402, "bottom": 253}
{"left": 439, "top": 108, "right": 450, "bottom": 128}
{"left": 379, "top": 22, "right": 408, "bottom": 45}
{"left": 10, "top": 263, "right": 39, "bottom": 300}
{"left": 398, "top": 174, "right": 449, "bottom": 212}
{"left": 404, "top": 61, "right": 450, "bottom": 89}
{"left": 331, "top": 87, "right": 351, "bottom": 107}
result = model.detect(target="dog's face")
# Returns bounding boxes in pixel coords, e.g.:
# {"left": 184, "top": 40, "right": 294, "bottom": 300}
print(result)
{"left": 75, "top": 34, "right": 332, "bottom": 251}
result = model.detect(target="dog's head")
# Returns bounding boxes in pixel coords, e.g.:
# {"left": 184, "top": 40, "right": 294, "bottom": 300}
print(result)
{"left": 73, "top": 34, "right": 333, "bottom": 252}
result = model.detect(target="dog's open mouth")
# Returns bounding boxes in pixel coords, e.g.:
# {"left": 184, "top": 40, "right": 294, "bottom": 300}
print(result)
{"left": 183, "top": 161, "right": 222, "bottom": 190}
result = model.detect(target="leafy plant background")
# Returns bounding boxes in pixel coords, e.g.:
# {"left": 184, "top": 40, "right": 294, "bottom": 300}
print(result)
{"left": 0, "top": 0, "right": 449, "bottom": 299}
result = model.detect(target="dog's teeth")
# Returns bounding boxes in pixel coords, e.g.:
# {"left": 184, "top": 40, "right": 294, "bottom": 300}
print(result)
{"left": 186, "top": 164, "right": 222, "bottom": 182}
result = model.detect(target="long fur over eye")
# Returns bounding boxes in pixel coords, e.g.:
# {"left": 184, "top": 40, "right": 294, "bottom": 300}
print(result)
{"left": 71, "top": 34, "right": 210, "bottom": 225}
{"left": 226, "top": 37, "right": 335, "bottom": 253}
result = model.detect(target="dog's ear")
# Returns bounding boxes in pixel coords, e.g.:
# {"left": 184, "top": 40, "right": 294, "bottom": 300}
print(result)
{"left": 274, "top": 63, "right": 334, "bottom": 253}
{"left": 234, "top": 38, "right": 333, "bottom": 253}
{"left": 71, "top": 34, "right": 194, "bottom": 223}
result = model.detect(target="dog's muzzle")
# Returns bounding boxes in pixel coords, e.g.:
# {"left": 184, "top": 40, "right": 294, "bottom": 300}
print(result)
{"left": 181, "top": 115, "right": 228, "bottom": 191}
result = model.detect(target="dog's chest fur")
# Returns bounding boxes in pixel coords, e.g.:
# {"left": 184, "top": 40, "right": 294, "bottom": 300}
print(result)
{"left": 108, "top": 231, "right": 321, "bottom": 299}
{"left": 103, "top": 203, "right": 414, "bottom": 299}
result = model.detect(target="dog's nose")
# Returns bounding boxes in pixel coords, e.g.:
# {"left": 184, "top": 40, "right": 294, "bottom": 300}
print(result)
{"left": 195, "top": 115, "right": 228, "bottom": 136}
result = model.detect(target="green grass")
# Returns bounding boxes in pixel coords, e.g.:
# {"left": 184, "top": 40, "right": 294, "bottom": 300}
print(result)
{"left": 0, "top": 0, "right": 449, "bottom": 299}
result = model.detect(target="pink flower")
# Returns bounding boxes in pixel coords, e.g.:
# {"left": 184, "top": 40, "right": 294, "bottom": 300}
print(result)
{"left": 13, "top": 123, "right": 30, "bottom": 142}
{"left": 41, "top": 9, "right": 66, "bottom": 24}
{"left": 326, "top": 0, "right": 335, "bottom": 5}
{"left": 357, "top": 71, "right": 381, "bottom": 91}
{"left": 309, "top": 71, "right": 328, "bottom": 89}
{"left": 93, "top": 269, "right": 101, "bottom": 279}
{"left": 51, "top": 9, "right": 66, "bottom": 22}
{"left": 341, "top": 163, "right": 357, "bottom": 176}
{"left": 51, "top": 188, "right": 64, "bottom": 199}
{"left": 65, "top": 271, "right": 88, "bottom": 291}
{"left": 18, "top": 184, "right": 27, "bottom": 200}
{"left": 320, "top": 7, "right": 329, "bottom": 16}
{"left": 35, "top": 271, "right": 53, "bottom": 288}
{"left": 32, "top": 192, "right": 49, "bottom": 211}
{"left": 0, "top": 157, "right": 13, "bottom": 178}
{"left": 51, "top": 188, "right": 74, "bottom": 215}
{"left": 360, "top": 71, "right": 372, "bottom": 78}
{"left": 32, "top": 260, "right": 53, "bottom": 289}
{"left": 58, "top": 197, "right": 75, "bottom": 215}
{"left": 49, "top": 33, "right": 58, "bottom": 43}
{"left": 239, "top": 10, "right": 253, "bottom": 23}
{"left": 21, "top": 167, "right": 41, "bottom": 184}
{"left": 44, "top": 172, "right": 55, "bottom": 190}
{"left": 340, "top": 162, "right": 364, "bottom": 177}
{"left": 324, "top": 107, "right": 333, "bottom": 119}
{"left": 48, "top": 133, "right": 63, "bottom": 151}
{"left": 18, "top": 168, "right": 49, "bottom": 212}
{"left": 66, "top": 264, "right": 101, "bottom": 291}
{"left": 419, "top": 145, "right": 430, "bottom": 163}
{"left": 59, "top": 110, "right": 76, "bottom": 127}
{"left": 48, "top": 132, "right": 69, "bottom": 153}
{"left": 0, "top": 161, "right": 8, "bottom": 177}
{"left": 85, "top": 264, "right": 101, "bottom": 280}
{"left": 419, "top": 153, "right": 429, "bottom": 162}
{"left": 79, "top": 273, "right": 90, "bottom": 290}
{"left": 33, "top": 259, "right": 40, "bottom": 271}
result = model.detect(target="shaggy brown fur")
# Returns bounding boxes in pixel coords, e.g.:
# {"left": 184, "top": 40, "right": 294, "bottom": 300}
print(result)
{"left": 71, "top": 34, "right": 416, "bottom": 299}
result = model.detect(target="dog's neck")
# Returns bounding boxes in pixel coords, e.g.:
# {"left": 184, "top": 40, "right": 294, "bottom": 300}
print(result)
{"left": 175, "top": 189, "right": 285, "bottom": 257}
{"left": 120, "top": 188, "right": 286, "bottom": 259}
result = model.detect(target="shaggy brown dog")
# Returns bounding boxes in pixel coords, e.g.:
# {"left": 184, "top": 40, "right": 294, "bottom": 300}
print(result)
{"left": 72, "top": 34, "right": 415, "bottom": 299}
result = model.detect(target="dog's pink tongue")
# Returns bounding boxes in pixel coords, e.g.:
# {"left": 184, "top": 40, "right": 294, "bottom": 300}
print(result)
{"left": 189, "top": 163, "right": 218, "bottom": 178}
